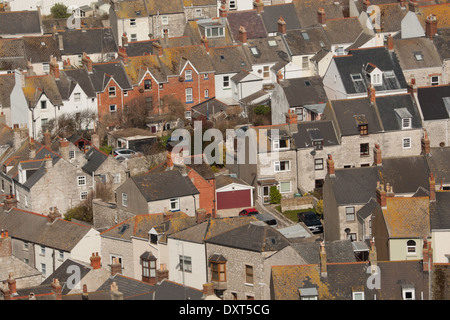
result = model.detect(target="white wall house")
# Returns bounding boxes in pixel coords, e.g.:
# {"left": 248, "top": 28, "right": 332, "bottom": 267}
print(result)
{"left": 4, "top": 0, "right": 94, "bottom": 15}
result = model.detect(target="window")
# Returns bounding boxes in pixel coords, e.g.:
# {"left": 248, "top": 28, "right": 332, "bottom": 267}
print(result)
{"left": 314, "top": 158, "right": 324, "bottom": 170}
{"left": 194, "top": 8, "right": 202, "bottom": 17}
{"left": 336, "top": 46, "right": 344, "bottom": 55}
{"left": 41, "top": 118, "right": 48, "bottom": 129}
{"left": 347, "top": 233, "right": 357, "bottom": 241}
{"left": 346, "top": 206, "right": 355, "bottom": 221}
{"left": 113, "top": 173, "right": 121, "bottom": 184}
{"left": 245, "top": 265, "right": 253, "bottom": 284}
{"left": 273, "top": 138, "right": 289, "bottom": 150}
{"left": 414, "top": 52, "right": 423, "bottom": 61}
{"left": 407, "top": 240, "right": 416, "bottom": 254}
{"left": 59, "top": 250, "right": 64, "bottom": 260}
{"left": 295, "top": 107, "right": 303, "bottom": 121}
{"left": 170, "top": 198, "right": 180, "bottom": 211}
{"left": 402, "top": 118, "right": 411, "bottom": 129}
{"left": 77, "top": 176, "right": 86, "bottom": 186}
{"left": 313, "top": 140, "right": 323, "bottom": 150}
{"left": 431, "top": 76, "right": 440, "bottom": 86}
{"left": 80, "top": 191, "right": 88, "bottom": 200}
{"left": 108, "top": 86, "right": 116, "bottom": 97}
{"left": 141, "top": 255, "right": 156, "bottom": 279}
{"left": 360, "top": 143, "right": 369, "bottom": 156}
{"left": 185, "top": 88, "right": 193, "bottom": 103}
{"left": 41, "top": 101, "right": 47, "bottom": 109}
{"left": 223, "top": 75, "right": 230, "bottom": 88}
{"left": 41, "top": 263, "right": 46, "bottom": 276}
{"left": 229, "top": 0, "right": 237, "bottom": 10}
{"left": 23, "top": 242, "right": 29, "bottom": 251}
{"left": 359, "top": 124, "right": 368, "bottom": 136}
{"left": 204, "top": 89, "right": 209, "bottom": 99}
{"left": 150, "top": 233, "right": 158, "bottom": 244}
{"left": 122, "top": 193, "right": 127, "bottom": 207}
{"left": 1, "top": 179, "right": 3, "bottom": 191}
{"left": 130, "top": 34, "right": 137, "bottom": 42}
{"left": 179, "top": 255, "right": 192, "bottom": 272}
{"left": 161, "top": 15, "right": 169, "bottom": 25}
{"left": 130, "top": 19, "right": 136, "bottom": 27}
{"left": 74, "top": 93, "right": 81, "bottom": 101}
{"left": 43, "top": 63, "right": 50, "bottom": 73}
{"left": 279, "top": 181, "right": 291, "bottom": 193}
{"left": 302, "top": 56, "right": 309, "bottom": 69}
{"left": 211, "top": 261, "right": 226, "bottom": 282}
{"left": 69, "top": 150, "right": 75, "bottom": 159}
{"left": 144, "top": 80, "right": 151, "bottom": 90}
{"left": 353, "top": 292, "right": 364, "bottom": 300}
{"left": 402, "top": 288, "right": 415, "bottom": 300}
{"left": 274, "top": 160, "right": 290, "bottom": 172}
{"left": 301, "top": 32, "right": 310, "bottom": 40}
{"left": 204, "top": 73, "right": 209, "bottom": 80}
{"left": 403, "top": 137, "right": 411, "bottom": 149}
{"left": 40, "top": 247, "right": 46, "bottom": 256}
{"left": 185, "top": 70, "right": 192, "bottom": 81}
{"left": 185, "top": 111, "right": 192, "bottom": 119}
{"left": 263, "top": 66, "right": 270, "bottom": 78}
{"left": 206, "top": 26, "right": 224, "bottom": 38}
{"left": 109, "top": 104, "right": 117, "bottom": 113}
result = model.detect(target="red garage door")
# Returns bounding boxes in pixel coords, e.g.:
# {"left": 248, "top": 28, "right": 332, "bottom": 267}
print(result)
{"left": 217, "top": 190, "right": 251, "bottom": 210}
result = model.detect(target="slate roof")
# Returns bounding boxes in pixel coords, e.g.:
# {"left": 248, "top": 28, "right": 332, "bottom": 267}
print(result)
{"left": 58, "top": 28, "right": 117, "bottom": 55}
{"left": 226, "top": 10, "right": 268, "bottom": 40}
{"left": 96, "top": 274, "right": 155, "bottom": 300}
{"left": 145, "top": 0, "right": 184, "bottom": 15}
{"left": 22, "top": 36, "right": 61, "bottom": 63}
{"left": 23, "top": 74, "right": 63, "bottom": 108}
{"left": 333, "top": 46, "right": 407, "bottom": 95}
{"left": 82, "top": 146, "right": 108, "bottom": 174}
{"left": 292, "top": 0, "right": 344, "bottom": 28}
{"left": 426, "top": 147, "right": 450, "bottom": 185}
{"left": 208, "top": 45, "right": 252, "bottom": 74}
{"left": 292, "top": 120, "right": 339, "bottom": 149}
{"left": 153, "top": 279, "right": 203, "bottom": 300}
{"left": 191, "top": 97, "right": 231, "bottom": 120}
{"left": 204, "top": 220, "right": 290, "bottom": 252}
{"left": 62, "top": 68, "right": 97, "bottom": 98}
{"left": 260, "top": 3, "right": 301, "bottom": 34}
{"left": 430, "top": 191, "right": 450, "bottom": 230}
{"left": 416, "top": 85, "right": 450, "bottom": 121}
{"left": 0, "top": 207, "right": 92, "bottom": 252}
{"left": 376, "top": 3, "right": 409, "bottom": 33}
{"left": 291, "top": 240, "right": 357, "bottom": 264}
{"left": 0, "top": 11, "right": 41, "bottom": 36}
{"left": 158, "top": 45, "right": 214, "bottom": 75}
{"left": 283, "top": 27, "right": 331, "bottom": 56}
{"left": 375, "top": 94, "right": 422, "bottom": 131}
{"left": 0, "top": 73, "right": 15, "bottom": 109}
{"left": 41, "top": 17, "right": 104, "bottom": 34}
{"left": 393, "top": 37, "right": 442, "bottom": 70}
{"left": 280, "top": 76, "right": 328, "bottom": 108}
{"left": 115, "top": 0, "right": 148, "bottom": 19}
{"left": 323, "top": 17, "right": 363, "bottom": 45}
{"left": 0, "top": 38, "right": 27, "bottom": 71}
{"left": 271, "top": 260, "right": 429, "bottom": 300}
{"left": 89, "top": 61, "right": 133, "bottom": 92}
{"left": 357, "top": 197, "right": 379, "bottom": 221}
{"left": 433, "top": 28, "right": 450, "bottom": 60}
{"left": 244, "top": 36, "right": 290, "bottom": 65}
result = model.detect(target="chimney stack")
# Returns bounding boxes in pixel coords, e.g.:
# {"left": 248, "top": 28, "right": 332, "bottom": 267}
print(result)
{"left": 90, "top": 252, "right": 101, "bottom": 269}
{"left": 157, "top": 265, "right": 169, "bottom": 283}
{"left": 373, "top": 144, "right": 382, "bottom": 166}
{"left": 47, "top": 207, "right": 61, "bottom": 223}
{"left": 196, "top": 208, "right": 207, "bottom": 223}
{"left": 0, "top": 229, "right": 12, "bottom": 258}
{"left": 285, "top": 109, "right": 297, "bottom": 125}
{"left": 152, "top": 42, "right": 163, "bottom": 57}
{"left": 58, "top": 34, "right": 64, "bottom": 51}
{"left": 82, "top": 53, "right": 93, "bottom": 73}
{"left": 376, "top": 182, "right": 386, "bottom": 208}
{"left": 118, "top": 46, "right": 128, "bottom": 64}
{"left": 91, "top": 133, "right": 100, "bottom": 149}
{"left": 7, "top": 273, "right": 17, "bottom": 297}
{"left": 320, "top": 242, "right": 327, "bottom": 278}
{"left": 368, "top": 238, "right": 378, "bottom": 274}
{"left": 254, "top": 0, "right": 264, "bottom": 14}
{"left": 421, "top": 129, "right": 431, "bottom": 155}
{"left": 202, "top": 283, "right": 215, "bottom": 299}
{"left": 422, "top": 237, "right": 433, "bottom": 272}
{"left": 49, "top": 55, "right": 60, "bottom": 80}
{"left": 82, "top": 284, "right": 89, "bottom": 300}
{"left": 407, "top": 78, "right": 417, "bottom": 95}
{"left": 318, "top": 7, "right": 326, "bottom": 25}
{"left": 238, "top": 26, "right": 247, "bottom": 44}
{"left": 429, "top": 173, "right": 436, "bottom": 201}
{"left": 409, "top": 0, "right": 419, "bottom": 13}
{"left": 277, "top": 16, "right": 286, "bottom": 35}
{"left": 26, "top": 61, "right": 35, "bottom": 76}
{"left": 122, "top": 32, "right": 128, "bottom": 47}
{"left": 4, "top": 195, "right": 18, "bottom": 211}
{"left": 51, "top": 278, "right": 62, "bottom": 300}
{"left": 386, "top": 33, "right": 394, "bottom": 51}
{"left": 59, "top": 138, "right": 69, "bottom": 161}
{"left": 45, "top": 154, "right": 53, "bottom": 169}
{"left": 110, "top": 282, "right": 123, "bottom": 300}
{"left": 368, "top": 85, "right": 376, "bottom": 104}
{"left": 425, "top": 14, "right": 438, "bottom": 39}
{"left": 110, "top": 257, "right": 122, "bottom": 276}
{"left": 219, "top": 1, "right": 227, "bottom": 18}
{"left": 362, "top": 0, "right": 371, "bottom": 12}
{"left": 201, "top": 35, "right": 209, "bottom": 53}
{"left": 327, "top": 154, "right": 335, "bottom": 177}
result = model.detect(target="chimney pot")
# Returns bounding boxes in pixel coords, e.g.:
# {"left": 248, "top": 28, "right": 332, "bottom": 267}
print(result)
{"left": 387, "top": 33, "right": 394, "bottom": 51}
{"left": 318, "top": 7, "right": 326, "bottom": 25}
{"left": 238, "top": 26, "right": 247, "bottom": 44}
{"left": 373, "top": 143, "right": 382, "bottom": 166}
{"left": 368, "top": 85, "right": 376, "bottom": 103}
{"left": 320, "top": 242, "right": 327, "bottom": 277}
{"left": 422, "top": 129, "right": 431, "bottom": 155}
{"left": 254, "top": 0, "right": 264, "bottom": 13}
{"left": 425, "top": 14, "right": 438, "bottom": 39}
{"left": 429, "top": 173, "right": 436, "bottom": 201}
{"left": 376, "top": 182, "right": 387, "bottom": 207}
{"left": 277, "top": 16, "right": 286, "bottom": 35}
{"left": 51, "top": 278, "right": 62, "bottom": 300}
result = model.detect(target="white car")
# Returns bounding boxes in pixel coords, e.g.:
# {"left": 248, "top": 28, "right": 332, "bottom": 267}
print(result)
{"left": 113, "top": 148, "right": 136, "bottom": 159}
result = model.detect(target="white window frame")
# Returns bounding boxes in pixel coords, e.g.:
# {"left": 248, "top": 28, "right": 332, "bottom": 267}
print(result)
{"left": 130, "top": 34, "right": 137, "bottom": 42}
{"left": 69, "top": 150, "right": 75, "bottom": 159}
{"left": 80, "top": 191, "right": 88, "bottom": 200}
{"left": 108, "top": 86, "right": 116, "bottom": 97}
{"left": 346, "top": 206, "right": 355, "bottom": 221}
{"left": 402, "top": 118, "right": 411, "bottom": 129}
{"left": 302, "top": 56, "right": 309, "bottom": 69}
{"left": 41, "top": 100, "right": 47, "bottom": 109}
{"left": 229, "top": 0, "right": 237, "bottom": 10}
{"left": 130, "top": 19, "right": 136, "bottom": 27}
{"left": 161, "top": 15, "right": 169, "bottom": 25}
{"left": 352, "top": 292, "right": 365, "bottom": 300}
{"left": 185, "top": 70, "right": 192, "bottom": 81}
{"left": 314, "top": 158, "right": 324, "bottom": 171}
{"left": 223, "top": 75, "right": 230, "bottom": 88}
{"left": 185, "top": 111, "right": 192, "bottom": 120}
{"left": 430, "top": 75, "right": 440, "bottom": 86}
{"left": 194, "top": 8, "right": 202, "bottom": 17}
{"left": 204, "top": 89, "right": 209, "bottom": 99}
{"left": 113, "top": 173, "right": 121, "bottom": 184}
{"left": 77, "top": 176, "right": 86, "bottom": 186}
{"left": 278, "top": 181, "right": 291, "bottom": 194}
{"left": 74, "top": 92, "right": 81, "bottom": 101}
{"left": 206, "top": 26, "right": 224, "bottom": 38}
{"left": 406, "top": 240, "right": 416, "bottom": 255}
{"left": 274, "top": 160, "right": 290, "bottom": 172}
{"left": 402, "top": 288, "right": 415, "bottom": 300}
{"left": 179, "top": 255, "right": 192, "bottom": 272}
{"left": 122, "top": 193, "right": 128, "bottom": 207}
{"left": 109, "top": 104, "right": 117, "bottom": 113}
{"left": 185, "top": 88, "right": 193, "bottom": 103}
{"left": 41, "top": 263, "right": 46, "bottom": 275}
{"left": 402, "top": 137, "right": 412, "bottom": 149}
{"left": 170, "top": 198, "right": 180, "bottom": 211}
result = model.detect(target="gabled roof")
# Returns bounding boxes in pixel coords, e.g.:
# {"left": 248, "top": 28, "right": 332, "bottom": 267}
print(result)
{"left": 57, "top": 28, "right": 117, "bottom": 55}
{"left": 322, "top": 17, "right": 363, "bottom": 45}
{"left": 0, "top": 11, "right": 41, "bottom": 36}
{"left": 0, "top": 73, "right": 15, "bottom": 109}
{"left": 291, "top": 240, "right": 357, "bottom": 264}
{"left": 375, "top": 94, "right": 422, "bottom": 131}
{"left": 416, "top": 84, "right": 450, "bottom": 121}
{"left": 281, "top": 76, "right": 328, "bottom": 108}
{"left": 153, "top": 279, "right": 203, "bottom": 300}
{"left": 96, "top": 274, "right": 155, "bottom": 300}
{"left": 208, "top": 45, "right": 252, "bottom": 74}
{"left": 283, "top": 27, "right": 331, "bottom": 56}
{"left": 89, "top": 61, "right": 133, "bottom": 92}
{"left": 426, "top": 147, "right": 450, "bottom": 185}
{"left": 215, "top": 174, "right": 251, "bottom": 190}
{"left": 393, "top": 37, "right": 442, "bottom": 70}
{"left": 227, "top": 10, "right": 268, "bottom": 40}
{"left": 417, "top": 3, "right": 450, "bottom": 30}
{"left": 430, "top": 191, "right": 450, "bottom": 230}
{"left": 22, "top": 74, "right": 63, "bottom": 107}
{"left": 244, "top": 36, "right": 290, "bottom": 65}
{"left": 260, "top": 3, "right": 301, "bottom": 34}
{"left": 115, "top": 0, "right": 148, "bottom": 19}
{"left": 292, "top": 120, "right": 339, "bottom": 149}
{"left": 23, "top": 36, "right": 61, "bottom": 63}
{"left": 62, "top": 68, "right": 97, "bottom": 98}
{"left": 0, "top": 38, "right": 27, "bottom": 71}
{"left": 82, "top": 146, "right": 109, "bottom": 174}
{"left": 292, "top": 0, "right": 344, "bottom": 28}
{"left": 145, "top": 0, "right": 184, "bottom": 15}
{"left": 158, "top": 45, "right": 214, "bottom": 75}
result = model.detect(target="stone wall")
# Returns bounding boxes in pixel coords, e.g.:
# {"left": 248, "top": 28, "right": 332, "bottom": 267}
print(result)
{"left": 280, "top": 195, "right": 316, "bottom": 212}
{"left": 92, "top": 198, "right": 135, "bottom": 231}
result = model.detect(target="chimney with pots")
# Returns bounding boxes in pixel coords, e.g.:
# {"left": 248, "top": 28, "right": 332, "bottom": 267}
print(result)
{"left": 320, "top": 242, "right": 327, "bottom": 278}
{"left": 277, "top": 16, "right": 286, "bottom": 35}
{"left": 407, "top": 78, "right": 417, "bottom": 95}
{"left": 49, "top": 55, "right": 60, "bottom": 80}
{"left": 202, "top": 283, "right": 216, "bottom": 299}
{"left": 0, "top": 230, "right": 12, "bottom": 258}
{"left": 59, "top": 138, "right": 69, "bottom": 161}
{"left": 422, "top": 237, "right": 433, "bottom": 272}
{"left": 254, "top": 0, "right": 264, "bottom": 14}
{"left": 152, "top": 42, "right": 163, "bottom": 57}
{"left": 122, "top": 32, "right": 128, "bottom": 47}
{"left": 421, "top": 129, "right": 430, "bottom": 155}
{"left": 285, "top": 109, "right": 297, "bottom": 125}
{"left": 110, "top": 257, "right": 122, "bottom": 276}
{"left": 368, "top": 238, "right": 378, "bottom": 274}
{"left": 376, "top": 181, "right": 386, "bottom": 208}
{"left": 45, "top": 154, "right": 53, "bottom": 169}
{"left": 362, "top": 0, "right": 371, "bottom": 11}
{"left": 47, "top": 207, "right": 61, "bottom": 224}
{"left": 373, "top": 144, "right": 382, "bottom": 166}
{"left": 7, "top": 273, "right": 17, "bottom": 297}
{"left": 82, "top": 53, "right": 93, "bottom": 73}
{"left": 201, "top": 35, "right": 209, "bottom": 53}
{"left": 29, "top": 138, "right": 36, "bottom": 159}
{"left": 277, "top": 70, "right": 283, "bottom": 83}
{"left": 90, "top": 252, "right": 101, "bottom": 269}
{"left": 318, "top": 7, "right": 326, "bottom": 25}
{"left": 82, "top": 284, "right": 89, "bottom": 300}
{"left": 157, "top": 265, "right": 169, "bottom": 283}
{"left": 4, "top": 195, "right": 18, "bottom": 211}
{"left": 327, "top": 154, "right": 335, "bottom": 177}
{"left": 368, "top": 85, "right": 376, "bottom": 104}
{"left": 0, "top": 112, "right": 5, "bottom": 125}
{"left": 385, "top": 182, "right": 394, "bottom": 197}
{"left": 118, "top": 46, "right": 128, "bottom": 64}
{"left": 110, "top": 282, "right": 123, "bottom": 300}
{"left": 409, "top": 0, "right": 419, "bottom": 13}
{"left": 387, "top": 33, "right": 393, "bottom": 51}
{"left": 26, "top": 61, "right": 36, "bottom": 76}
{"left": 425, "top": 14, "right": 438, "bottom": 39}
{"left": 219, "top": 1, "right": 227, "bottom": 18}
{"left": 238, "top": 26, "right": 247, "bottom": 44}
{"left": 51, "top": 278, "right": 62, "bottom": 300}
{"left": 429, "top": 173, "right": 436, "bottom": 201}
{"left": 1, "top": 286, "right": 11, "bottom": 300}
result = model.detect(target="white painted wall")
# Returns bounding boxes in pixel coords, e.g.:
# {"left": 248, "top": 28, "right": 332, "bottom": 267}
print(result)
{"left": 6, "top": 0, "right": 94, "bottom": 16}
{"left": 146, "top": 194, "right": 199, "bottom": 217}
{"left": 432, "top": 230, "right": 450, "bottom": 263}
{"left": 70, "top": 228, "right": 102, "bottom": 264}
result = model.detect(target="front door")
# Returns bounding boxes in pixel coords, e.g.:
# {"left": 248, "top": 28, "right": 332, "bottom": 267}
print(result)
{"left": 263, "top": 186, "right": 270, "bottom": 204}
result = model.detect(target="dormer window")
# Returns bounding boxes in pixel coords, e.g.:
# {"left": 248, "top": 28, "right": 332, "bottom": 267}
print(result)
{"left": 365, "top": 63, "right": 382, "bottom": 86}
{"left": 355, "top": 115, "right": 368, "bottom": 136}
{"left": 206, "top": 26, "right": 224, "bottom": 38}
{"left": 395, "top": 108, "right": 413, "bottom": 130}
{"left": 273, "top": 138, "right": 289, "bottom": 150}
{"left": 308, "top": 128, "right": 324, "bottom": 150}
{"left": 402, "top": 118, "right": 411, "bottom": 129}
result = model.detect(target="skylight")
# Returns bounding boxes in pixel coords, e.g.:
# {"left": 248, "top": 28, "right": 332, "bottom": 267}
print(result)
{"left": 268, "top": 40, "right": 278, "bottom": 47}
{"left": 250, "top": 47, "right": 259, "bottom": 55}
{"left": 301, "top": 32, "right": 310, "bottom": 40}
{"left": 414, "top": 52, "right": 423, "bottom": 61}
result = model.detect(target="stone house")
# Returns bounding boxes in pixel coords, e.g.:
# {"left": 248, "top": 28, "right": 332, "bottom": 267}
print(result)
{"left": 183, "top": 0, "right": 218, "bottom": 20}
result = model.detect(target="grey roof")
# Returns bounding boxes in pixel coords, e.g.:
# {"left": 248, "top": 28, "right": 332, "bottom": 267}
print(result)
{"left": 283, "top": 27, "right": 331, "bottom": 56}
{"left": 132, "top": 170, "right": 199, "bottom": 202}
{"left": 63, "top": 68, "right": 97, "bottom": 98}
{"left": 280, "top": 76, "right": 328, "bottom": 108}
{"left": 227, "top": 10, "right": 268, "bottom": 40}
{"left": 23, "top": 36, "right": 61, "bottom": 63}
{"left": 153, "top": 279, "right": 203, "bottom": 300}
{"left": 291, "top": 240, "right": 357, "bottom": 264}
{"left": 433, "top": 28, "right": 450, "bottom": 61}
{"left": 204, "top": 221, "right": 290, "bottom": 252}
{"left": 58, "top": 28, "right": 117, "bottom": 55}
{"left": 333, "top": 46, "right": 407, "bottom": 95}
{"left": 430, "top": 191, "right": 450, "bottom": 230}
{"left": 427, "top": 147, "right": 450, "bottom": 185}
{"left": 293, "top": 0, "right": 344, "bottom": 28}
{"left": 244, "top": 36, "right": 290, "bottom": 65}
{"left": 215, "top": 174, "right": 251, "bottom": 189}
{"left": 292, "top": 120, "right": 339, "bottom": 149}
{"left": 0, "top": 11, "right": 41, "bottom": 36}
{"left": 323, "top": 17, "right": 363, "bottom": 45}
{"left": 82, "top": 147, "right": 108, "bottom": 174}
{"left": 89, "top": 61, "right": 132, "bottom": 92}
{"left": 208, "top": 45, "right": 252, "bottom": 74}
{"left": 0, "top": 38, "right": 27, "bottom": 71}
{"left": 96, "top": 274, "right": 155, "bottom": 300}
{"left": 191, "top": 97, "right": 231, "bottom": 120}
{"left": 375, "top": 94, "right": 422, "bottom": 131}
{"left": 357, "top": 198, "right": 379, "bottom": 221}
{"left": 393, "top": 37, "right": 442, "bottom": 70}
{"left": 260, "top": 3, "right": 301, "bottom": 34}
{"left": 0, "top": 73, "right": 15, "bottom": 109}
{"left": 417, "top": 85, "right": 450, "bottom": 121}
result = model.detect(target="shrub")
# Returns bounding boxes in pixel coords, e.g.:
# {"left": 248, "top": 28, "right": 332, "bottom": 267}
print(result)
{"left": 270, "top": 186, "right": 282, "bottom": 204}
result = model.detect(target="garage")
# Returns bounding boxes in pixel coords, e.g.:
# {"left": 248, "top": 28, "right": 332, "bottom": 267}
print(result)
{"left": 215, "top": 175, "right": 254, "bottom": 210}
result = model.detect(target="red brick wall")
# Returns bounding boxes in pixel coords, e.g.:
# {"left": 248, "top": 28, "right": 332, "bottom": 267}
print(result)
{"left": 187, "top": 168, "right": 216, "bottom": 218}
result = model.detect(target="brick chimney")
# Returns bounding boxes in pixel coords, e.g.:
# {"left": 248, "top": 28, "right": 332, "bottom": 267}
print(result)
{"left": 82, "top": 53, "right": 93, "bottom": 73}
{"left": 51, "top": 278, "right": 62, "bottom": 300}
{"left": 376, "top": 182, "right": 386, "bottom": 208}
{"left": 7, "top": 273, "right": 17, "bottom": 297}
{"left": 386, "top": 33, "right": 394, "bottom": 51}
{"left": 82, "top": 284, "right": 89, "bottom": 300}
{"left": 110, "top": 257, "right": 122, "bottom": 276}
{"left": 318, "top": 7, "right": 326, "bottom": 25}
{"left": 49, "top": 55, "right": 60, "bottom": 80}
{"left": 254, "top": 0, "right": 264, "bottom": 14}
{"left": 368, "top": 238, "right": 377, "bottom": 274}
{"left": 385, "top": 182, "right": 394, "bottom": 198}
{"left": 59, "top": 138, "right": 69, "bottom": 161}
{"left": 4, "top": 195, "right": 18, "bottom": 211}
{"left": 368, "top": 85, "right": 376, "bottom": 104}
{"left": 47, "top": 207, "right": 61, "bottom": 223}
{"left": 201, "top": 35, "right": 209, "bottom": 53}
{"left": 0, "top": 230, "right": 12, "bottom": 258}
{"left": 110, "top": 282, "right": 123, "bottom": 300}
{"left": 422, "top": 129, "right": 431, "bottom": 155}
{"left": 202, "top": 283, "right": 215, "bottom": 299}
{"left": 285, "top": 109, "right": 297, "bottom": 125}
{"left": 196, "top": 208, "right": 207, "bottom": 223}
{"left": 238, "top": 26, "right": 247, "bottom": 44}
{"left": 422, "top": 237, "right": 433, "bottom": 272}
{"left": 327, "top": 154, "right": 335, "bottom": 177}
{"left": 409, "top": 0, "right": 419, "bottom": 13}
{"left": 407, "top": 78, "right": 417, "bottom": 95}
{"left": 44, "top": 130, "right": 51, "bottom": 147}
{"left": 29, "top": 138, "right": 36, "bottom": 159}
{"left": 157, "top": 266, "right": 169, "bottom": 283}
{"left": 219, "top": 1, "right": 227, "bottom": 18}
{"left": 277, "top": 70, "right": 283, "bottom": 84}
{"left": 90, "top": 252, "right": 101, "bottom": 269}
{"left": 1, "top": 287, "right": 10, "bottom": 300}
{"left": 425, "top": 14, "right": 438, "bottom": 39}
{"left": 122, "top": 32, "right": 128, "bottom": 47}
{"left": 277, "top": 16, "right": 286, "bottom": 35}
{"left": 320, "top": 241, "right": 327, "bottom": 278}
{"left": 373, "top": 143, "right": 382, "bottom": 166}
{"left": 45, "top": 154, "right": 53, "bottom": 169}
{"left": 118, "top": 46, "right": 128, "bottom": 64}
{"left": 429, "top": 173, "right": 436, "bottom": 201}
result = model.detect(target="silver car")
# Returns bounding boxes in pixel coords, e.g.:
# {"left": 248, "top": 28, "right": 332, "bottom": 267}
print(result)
{"left": 113, "top": 148, "right": 136, "bottom": 160}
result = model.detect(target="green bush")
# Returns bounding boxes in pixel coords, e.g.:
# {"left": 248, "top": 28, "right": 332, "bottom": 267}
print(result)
{"left": 50, "top": 3, "right": 71, "bottom": 19}
{"left": 270, "top": 186, "right": 282, "bottom": 204}
{"left": 253, "top": 105, "right": 271, "bottom": 115}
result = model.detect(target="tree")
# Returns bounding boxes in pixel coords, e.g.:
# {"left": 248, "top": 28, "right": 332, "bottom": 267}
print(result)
{"left": 50, "top": 3, "right": 71, "bottom": 19}
{"left": 270, "top": 186, "right": 282, "bottom": 204}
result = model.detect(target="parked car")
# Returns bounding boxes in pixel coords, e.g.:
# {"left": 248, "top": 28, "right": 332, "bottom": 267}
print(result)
{"left": 239, "top": 208, "right": 259, "bottom": 216}
{"left": 297, "top": 211, "right": 323, "bottom": 234}
{"left": 113, "top": 148, "right": 137, "bottom": 159}
{"left": 256, "top": 213, "right": 278, "bottom": 228}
